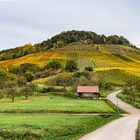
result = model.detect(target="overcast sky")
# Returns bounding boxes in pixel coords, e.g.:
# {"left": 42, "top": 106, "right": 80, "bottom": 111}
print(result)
{"left": 0, "top": 0, "right": 140, "bottom": 50}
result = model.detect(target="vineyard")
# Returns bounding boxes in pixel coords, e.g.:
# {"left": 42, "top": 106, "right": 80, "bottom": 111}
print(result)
{"left": 0, "top": 44, "right": 139, "bottom": 77}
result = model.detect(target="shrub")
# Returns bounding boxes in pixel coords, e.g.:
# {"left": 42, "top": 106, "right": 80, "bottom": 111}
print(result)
{"left": 65, "top": 60, "right": 78, "bottom": 72}
{"left": 136, "top": 121, "right": 140, "bottom": 140}
{"left": 9, "top": 63, "right": 40, "bottom": 75}
{"left": 44, "top": 61, "right": 62, "bottom": 71}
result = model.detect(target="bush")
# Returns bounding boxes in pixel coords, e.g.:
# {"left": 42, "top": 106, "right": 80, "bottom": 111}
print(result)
{"left": 65, "top": 60, "right": 78, "bottom": 72}
{"left": 24, "top": 72, "right": 35, "bottom": 82}
{"left": 44, "top": 61, "right": 62, "bottom": 71}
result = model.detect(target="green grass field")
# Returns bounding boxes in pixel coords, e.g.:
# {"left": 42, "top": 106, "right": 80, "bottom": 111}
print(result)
{"left": 0, "top": 113, "right": 120, "bottom": 140}
{"left": 0, "top": 44, "right": 138, "bottom": 139}
{"left": 0, "top": 95, "right": 117, "bottom": 113}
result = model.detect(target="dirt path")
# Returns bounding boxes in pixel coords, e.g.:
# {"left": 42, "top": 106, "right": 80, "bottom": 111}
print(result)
{"left": 79, "top": 90, "right": 140, "bottom": 140}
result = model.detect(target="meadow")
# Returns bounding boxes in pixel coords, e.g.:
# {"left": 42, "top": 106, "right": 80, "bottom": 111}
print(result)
{"left": 0, "top": 113, "right": 120, "bottom": 140}
{"left": 0, "top": 94, "right": 118, "bottom": 113}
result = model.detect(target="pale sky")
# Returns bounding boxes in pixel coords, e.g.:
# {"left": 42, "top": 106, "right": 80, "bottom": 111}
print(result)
{"left": 0, "top": 0, "right": 140, "bottom": 51}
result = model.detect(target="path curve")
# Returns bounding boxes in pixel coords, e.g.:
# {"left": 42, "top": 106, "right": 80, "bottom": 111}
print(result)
{"left": 79, "top": 90, "right": 140, "bottom": 140}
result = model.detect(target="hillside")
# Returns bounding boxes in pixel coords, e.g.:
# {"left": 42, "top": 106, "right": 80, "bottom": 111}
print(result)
{"left": 0, "top": 44, "right": 139, "bottom": 74}
{"left": 0, "top": 30, "right": 139, "bottom": 61}
{"left": 0, "top": 31, "right": 139, "bottom": 87}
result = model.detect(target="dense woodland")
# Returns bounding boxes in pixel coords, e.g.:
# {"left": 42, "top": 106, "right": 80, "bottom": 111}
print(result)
{"left": 0, "top": 30, "right": 136, "bottom": 61}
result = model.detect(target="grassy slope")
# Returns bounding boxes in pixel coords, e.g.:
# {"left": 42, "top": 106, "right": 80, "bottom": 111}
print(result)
{"left": 0, "top": 113, "right": 120, "bottom": 140}
{"left": 117, "top": 92, "right": 140, "bottom": 108}
{"left": 33, "top": 69, "right": 138, "bottom": 86}
{"left": 0, "top": 95, "right": 116, "bottom": 113}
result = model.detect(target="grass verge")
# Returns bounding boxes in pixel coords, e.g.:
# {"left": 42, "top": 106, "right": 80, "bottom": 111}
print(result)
{"left": 117, "top": 93, "right": 140, "bottom": 109}
{"left": 136, "top": 120, "right": 140, "bottom": 140}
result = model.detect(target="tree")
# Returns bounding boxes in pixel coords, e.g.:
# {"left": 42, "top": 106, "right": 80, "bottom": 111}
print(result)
{"left": 0, "top": 70, "right": 8, "bottom": 81}
{"left": 20, "top": 63, "right": 40, "bottom": 73}
{"left": 45, "top": 61, "right": 62, "bottom": 71}
{"left": 21, "top": 83, "right": 37, "bottom": 100}
{"left": 65, "top": 60, "right": 78, "bottom": 72}
{"left": 5, "top": 87, "right": 19, "bottom": 102}
{"left": 9, "top": 63, "right": 40, "bottom": 76}
{"left": 4, "top": 81, "right": 17, "bottom": 89}
{"left": 53, "top": 40, "right": 64, "bottom": 49}
{"left": 16, "top": 76, "right": 27, "bottom": 87}
{"left": 24, "top": 72, "right": 35, "bottom": 82}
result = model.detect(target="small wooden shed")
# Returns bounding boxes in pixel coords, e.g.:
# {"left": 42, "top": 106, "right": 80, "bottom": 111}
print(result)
{"left": 77, "top": 86, "right": 100, "bottom": 99}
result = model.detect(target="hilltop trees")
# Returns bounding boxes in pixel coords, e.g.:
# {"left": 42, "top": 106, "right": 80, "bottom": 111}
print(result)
{"left": 0, "top": 30, "right": 134, "bottom": 61}
{"left": 45, "top": 31, "right": 131, "bottom": 49}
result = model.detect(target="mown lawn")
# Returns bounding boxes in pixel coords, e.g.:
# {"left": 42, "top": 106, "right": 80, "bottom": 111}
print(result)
{"left": 0, "top": 113, "right": 120, "bottom": 140}
{"left": 0, "top": 95, "right": 116, "bottom": 113}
